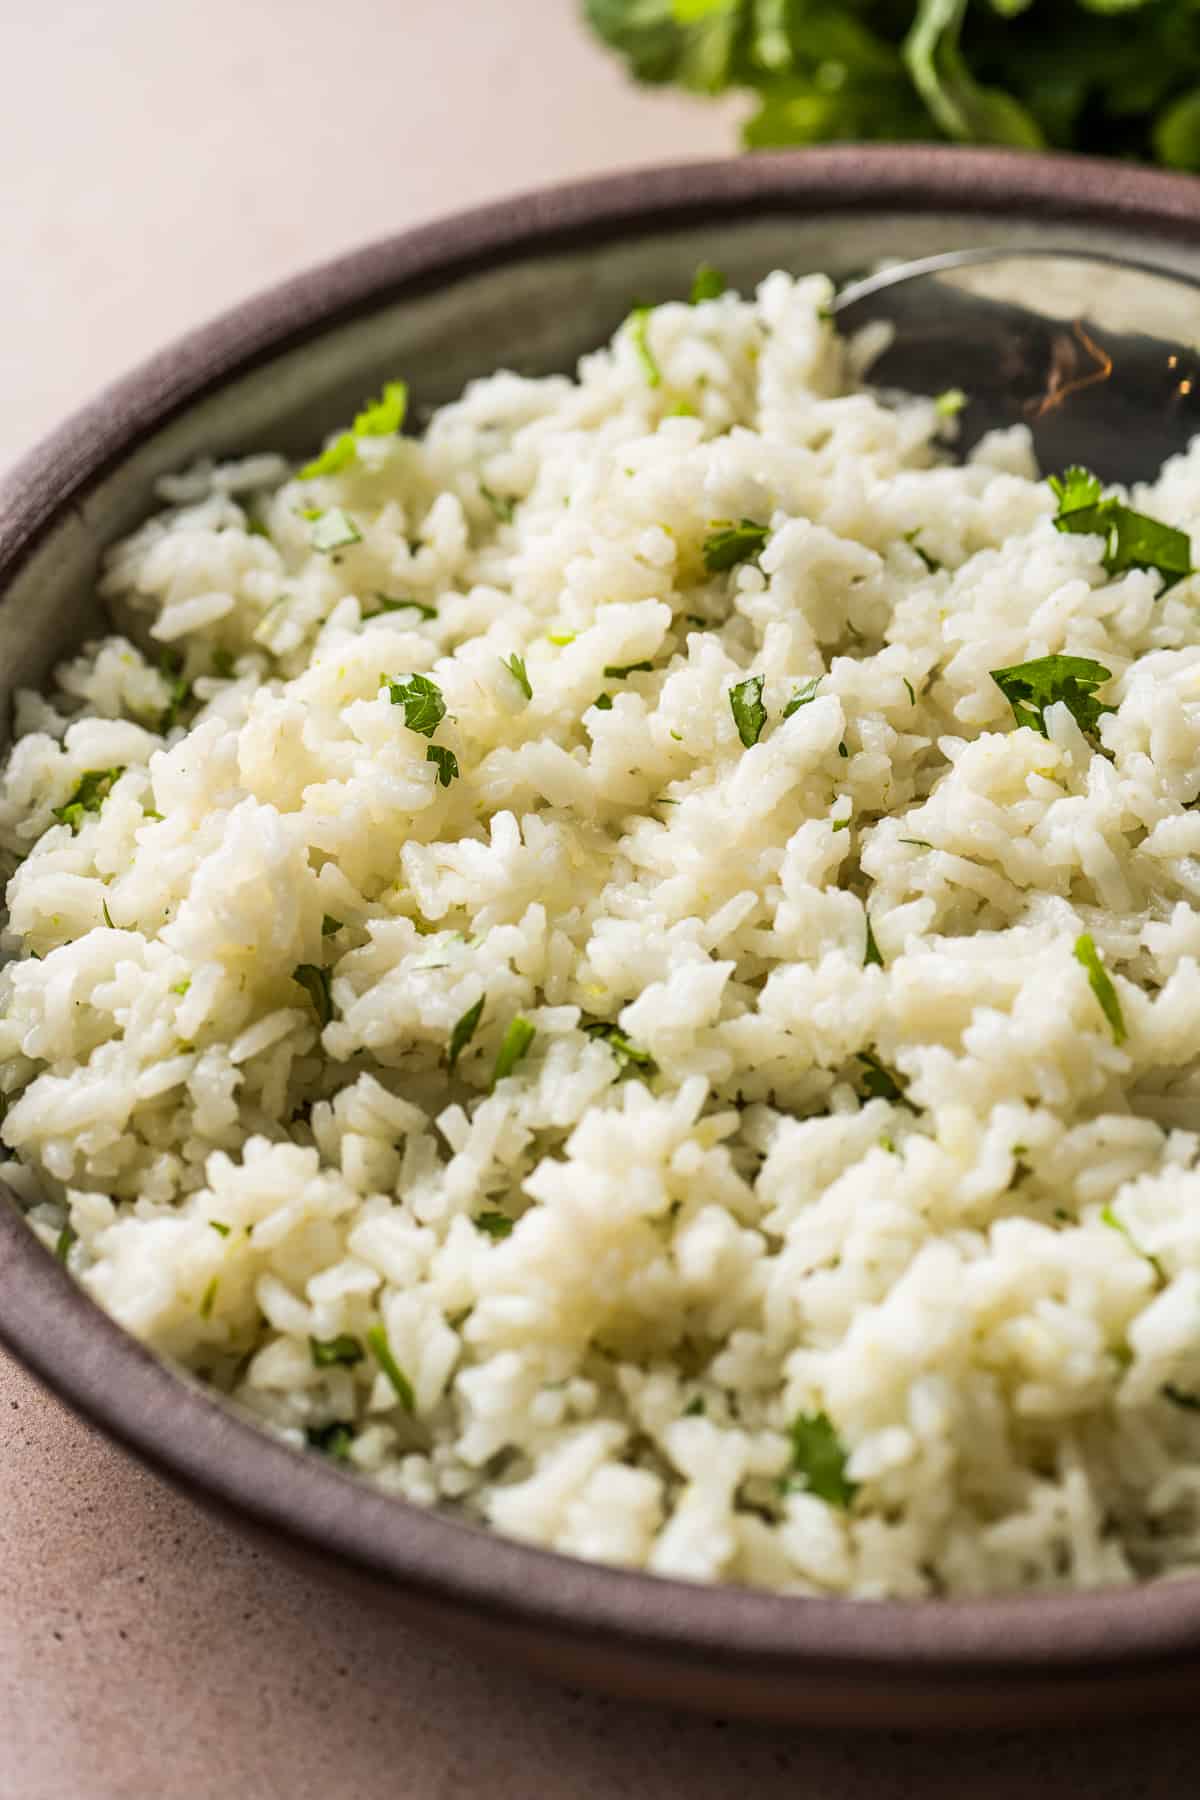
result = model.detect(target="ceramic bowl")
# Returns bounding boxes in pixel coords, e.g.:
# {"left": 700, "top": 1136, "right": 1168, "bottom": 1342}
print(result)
{"left": 4, "top": 146, "right": 1200, "bottom": 1728}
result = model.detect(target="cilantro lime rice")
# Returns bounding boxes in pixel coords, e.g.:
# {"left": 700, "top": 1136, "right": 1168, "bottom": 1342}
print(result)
{"left": 5, "top": 270, "right": 1200, "bottom": 1597}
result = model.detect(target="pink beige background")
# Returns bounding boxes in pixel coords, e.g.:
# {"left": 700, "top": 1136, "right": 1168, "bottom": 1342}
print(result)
{"left": 1, "top": 3, "right": 1196, "bottom": 1793}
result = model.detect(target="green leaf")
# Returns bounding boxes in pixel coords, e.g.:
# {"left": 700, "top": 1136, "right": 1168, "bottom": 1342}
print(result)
{"left": 583, "top": 1019, "right": 657, "bottom": 1075}
{"left": 293, "top": 963, "right": 333, "bottom": 1027}
{"left": 158, "top": 653, "right": 193, "bottom": 734}
{"left": 729, "top": 673, "right": 767, "bottom": 747}
{"left": 54, "top": 1223, "right": 77, "bottom": 1264}
{"left": 365, "top": 1323, "right": 415, "bottom": 1411}
{"left": 308, "top": 507, "right": 362, "bottom": 553}
{"left": 1073, "top": 932, "right": 1127, "bottom": 1044}
{"left": 690, "top": 262, "right": 727, "bottom": 302}
{"left": 864, "top": 911, "right": 884, "bottom": 969}
{"left": 702, "top": 518, "right": 769, "bottom": 573}
{"left": 53, "top": 767, "right": 124, "bottom": 833}
{"left": 934, "top": 387, "right": 967, "bottom": 417}
{"left": 475, "top": 1210, "right": 514, "bottom": 1240}
{"left": 1049, "top": 466, "right": 1193, "bottom": 590}
{"left": 781, "top": 1411, "right": 858, "bottom": 1509}
{"left": 627, "top": 306, "right": 662, "bottom": 386}
{"left": 903, "top": 530, "right": 941, "bottom": 573}
{"left": 385, "top": 672, "right": 446, "bottom": 738}
{"left": 904, "top": 0, "right": 1044, "bottom": 147}
{"left": 426, "top": 744, "right": 460, "bottom": 787}
{"left": 321, "top": 915, "right": 343, "bottom": 937}
{"left": 309, "top": 1334, "right": 365, "bottom": 1369}
{"left": 306, "top": 1421, "right": 354, "bottom": 1461}
{"left": 169, "top": 979, "right": 191, "bottom": 996}
{"left": 682, "top": 1394, "right": 706, "bottom": 1417}
{"left": 592, "top": 692, "right": 614, "bottom": 711}
{"left": 300, "top": 380, "right": 407, "bottom": 479}
{"left": 480, "top": 484, "right": 516, "bottom": 523}
{"left": 603, "top": 660, "right": 654, "bottom": 680}
{"left": 209, "top": 1221, "right": 231, "bottom": 1238}
{"left": 199, "top": 1276, "right": 219, "bottom": 1320}
{"left": 373, "top": 593, "right": 437, "bottom": 621}
{"left": 501, "top": 652, "right": 532, "bottom": 699}
{"left": 782, "top": 676, "right": 821, "bottom": 718}
{"left": 448, "top": 995, "right": 485, "bottom": 1072}
{"left": 856, "top": 1051, "right": 916, "bottom": 1112}
{"left": 493, "top": 1016, "right": 536, "bottom": 1086}
{"left": 989, "top": 654, "right": 1114, "bottom": 739}
{"left": 102, "top": 898, "right": 114, "bottom": 929}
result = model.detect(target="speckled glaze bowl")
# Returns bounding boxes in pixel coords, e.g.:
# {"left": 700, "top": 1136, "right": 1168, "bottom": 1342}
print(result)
{"left": 3, "top": 147, "right": 1200, "bottom": 1729}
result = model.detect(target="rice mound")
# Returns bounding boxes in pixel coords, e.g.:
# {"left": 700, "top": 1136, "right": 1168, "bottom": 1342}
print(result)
{"left": 6, "top": 271, "right": 1200, "bottom": 1598}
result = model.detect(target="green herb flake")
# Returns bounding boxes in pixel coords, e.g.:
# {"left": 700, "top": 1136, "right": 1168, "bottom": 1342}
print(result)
{"left": 169, "top": 979, "right": 191, "bottom": 996}
{"left": 299, "top": 379, "right": 408, "bottom": 479}
{"left": 447, "top": 995, "right": 485, "bottom": 1073}
{"left": 199, "top": 1276, "right": 219, "bottom": 1320}
{"left": 682, "top": 1395, "right": 706, "bottom": 1417}
{"left": 702, "top": 518, "right": 770, "bottom": 573}
{"left": 627, "top": 306, "right": 662, "bottom": 387}
{"left": 583, "top": 1019, "right": 657, "bottom": 1075}
{"left": 475, "top": 1211, "right": 514, "bottom": 1240}
{"left": 864, "top": 912, "right": 884, "bottom": 969}
{"left": 899, "top": 837, "right": 933, "bottom": 850}
{"left": 373, "top": 593, "right": 437, "bottom": 621}
{"left": 293, "top": 963, "right": 333, "bottom": 1027}
{"left": 321, "top": 915, "right": 343, "bottom": 937}
{"left": 729, "top": 674, "right": 767, "bottom": 748}
{"left": 1163, "top": 1383, "right": 1200, "bottom": 1413}
{"left": 158, "top": 654, "right": 193, "bottom": 734}
{"left": 480, "top": 484, "right": 516, "bottom": 523}
{"left": 385, "top": 671, "right": 446, "bottom": 738}
{"left": 306, "top": 1421, "right": 354, "bottom": 1461}
{"left": 831, "top": 815, "right": 851, "bottom": 834}
{"left": 902, "top": 529, "right": 941, "bottom": 573}
{"left": 856, "top": 1051, "right": 916, "bottom": 1112}
{"left": 426, "top": 744, "right": 460, "bottom": 787}
{"left": 308, "top": 507, "right": 362, "bottom": 553}
{"left": 208, "top": 1221, "right": 231, "bottom": 1238}
{"left": 903, "top": 678, "right": 916, "bottom": 706}
{"left": 689, "top": 263, "right": 727, "bottom": 303}
{"left": 365, "top": 1323, "right": 415, "bottom": 1411}
{"left": 934, "top": 388, "right": 966, "bottom": 418}
{"left": 1074, "top": 933, "right": 1127, "bottom": 1045}
{"left": 101, "top": 898, "right": 115, "bottom": 929}
{"left": 837, "top": 740, "right": 849, "bottom": 759}
{"left": 781, "top": 1411, "right": 858, "bottom": 1510}
{"left": 54, "top": 1223, "right": 77, "bottom": 1264}
{"left": 1049, "top": 465, "right": 1193, "bottom": 590}
{"left": 990, "top": 654, "right": 1114, "bottom": 740}
{"left": 548, "top": 631, "right": 576, "bottom": 646}
{"left": 493, "top": 1016, "right": 536, "bottom": 1086}
{"left": 1100, "top": 1202, "right": 1165, "bottom": 1282}
{"left": 592, "top": 692, "right": 614, "bottom": 711}
{"left": 309, "top": 1333, "right": 365, "bottom": 1369}
{"left": 782, "top": 677, "right": 821, "bottom": 719}
{"left": 53, "top": 767, "right": 124, "bottom": 834}
{"left": 603, "top": 660, "right": 654, "bottom": 680}
{"left": 501, "top": 652, "right": 532, "bottom": 700}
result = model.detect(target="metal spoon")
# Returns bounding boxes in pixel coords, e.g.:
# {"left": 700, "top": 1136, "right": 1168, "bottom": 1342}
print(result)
{"left": 833, "top": 250, "right": 1200, "bottom": 486}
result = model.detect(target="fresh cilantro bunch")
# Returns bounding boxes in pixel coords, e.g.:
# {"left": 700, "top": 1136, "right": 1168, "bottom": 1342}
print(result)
{"left": 584, "top": 0, "right": 1200, "bottom": 170}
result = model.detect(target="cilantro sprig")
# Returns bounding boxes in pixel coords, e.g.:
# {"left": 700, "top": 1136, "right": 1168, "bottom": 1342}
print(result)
{"left": 989, "top": 655, "right": 1114, "bottom": 740}
{"left": 702, "top": 519, "right": 769, "bottom": 573}
{"left": 583, "top": 1019, "right": 656, "bottom": 1076}
{"left": 780, "top": 1411, "right": 858, "bottom": 1511}
{"left": 447, "top": 996, "right": 484, "bottom": 1073}
{"left": 386, "top": 672, "right": 446, "bottom": 738}
{"left": 493, "top": 1016, "right": 536, "bottom": 1086}
{"left": 299, "top": 380, "right": 407, "bottom": 480}
{"left": 729, "top": 674, "right": 767, "bottom": 747}
{"left": 1050, "top": 466, "right": 1193, "bottom": 590}
{"left": 1074, "top": 932, "right": 1127, "bottom": 1045}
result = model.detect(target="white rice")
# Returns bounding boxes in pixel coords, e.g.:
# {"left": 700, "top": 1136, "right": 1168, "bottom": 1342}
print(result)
{"left": 5, "top": 270, "right": 1200, "bottom": 1598}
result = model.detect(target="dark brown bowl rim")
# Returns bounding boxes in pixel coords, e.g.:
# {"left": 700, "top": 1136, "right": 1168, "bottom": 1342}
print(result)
{"left": 4, "top": 144, "right": 1200, "bottom": 1688}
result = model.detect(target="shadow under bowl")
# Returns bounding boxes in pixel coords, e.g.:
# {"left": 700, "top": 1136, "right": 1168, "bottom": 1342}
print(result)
{"left": 3, "top": 144, "right": 1200, "bottom": 1728}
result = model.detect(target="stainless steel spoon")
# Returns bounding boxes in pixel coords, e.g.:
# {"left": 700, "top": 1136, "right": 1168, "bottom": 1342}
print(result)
{"left": 833, "top": 250, "right": 1200, "bottom": 486}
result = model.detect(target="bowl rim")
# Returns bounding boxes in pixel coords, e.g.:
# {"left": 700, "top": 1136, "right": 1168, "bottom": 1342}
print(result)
{"left": 4, "top": 142, "right": 1200, "bottom": 1686}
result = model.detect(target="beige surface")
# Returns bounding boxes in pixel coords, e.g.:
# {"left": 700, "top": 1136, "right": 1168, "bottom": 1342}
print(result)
{"left": 0, "top": 5, "right": 1197, "bottom": 1795}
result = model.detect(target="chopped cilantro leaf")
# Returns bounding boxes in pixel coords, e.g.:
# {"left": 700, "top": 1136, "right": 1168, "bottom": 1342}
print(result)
{"left": 385, "top": 672, "right": 446, "bottom": 737}
{"left": 1074, "top": 933, "right": 1127, "bottom": 1045}
{"left": 321, "top": 915, "right": 342, "bottom": 937}
{"left": 501, "top": 652, "right": 532, "bottom": 700}
{"left": 902, "top": 529, "right": 940, "bottom": 573}
{"left": 366, "top": 1324, "right": 415, "bottom": 1411}
{"left": 864, "top": 912, "right": 883, "bottom": 969}
{"left": 426, "top": 744, "right": 459, "bottom": 787}
{"left": 903, "top": 678, "right": 916, "bottom": 706}
{"left": 627, "top": 305, "right": 661, "bottom": 386}
{"left": 1163, "top": 1384, "right": 1200, "bottom": 1413}
{"left": 306, "top": 1421, "right": 354, "bottom": 1461}
{"left": 309, "top": 1334, "right": 365, "bottom": 1369}
{"left": 603, "top": 660, "right": 654, "bottom": 680}
{"left": 293, "top": 963, "right": 333, "bottom": 1027}
{"left": 592, "top": 692, "right": 613, "bottom": 711}
{"left": 373, "top": 593, "right": 437, "bottom": 621}
{"left": 308, "top": 507, "right": 362, "bottom": 553}
{"left": 548, "top": 631, "right": 576, "bottom": 646}
{"left": 837, "top": 740, "right": 849, "bottom": 759}
{"left": 299, "top": 379, "right": 407, "bottom": 479}
{"left": 54, "top": 1223, "right": 77, "bottom": 1264}
{"left": 690, "top": 263, "right": 727, "bottom": 303}
{"left": 53, "top": 768, "right": 124, "bottom": 834}
{"left": 493, "top": 1016, "right": 536, "bottom": 1086}
{"left": 832, "top": 815, "right": 851, "bottom": 833}
{"left": 782, "top": 677, "right": 821, "bottom": 718}
{"left": 990, "top": 655, "right": 1114, "bottom": 740}
{"left": 102, "top": 898, "right": 114, "bottom": 929}
{"left": 169, "top": 978, "right": 191, "bottom": 996}
{"left": 682, "top": 1395, "right": 706, "bottom": 1417}
{"left": 702, "top": 518, "right": 769, "bottom": 573}
{"left": 476, "top": 1211, "right": 514, "bottom": 1240}
{"left": 856, "top": 1051, "right": 915, "bottom": 1112}
{"left": 782, "top": 1411, "right": 857, "bottom": 1510}
{"left": 447, "top": 995, "right": 485, "bottom": 1073}
{"left": 1049, "top": 465, "right": 1193, "bottom": 590}
{"left": 209, "top": 1221, "right": 231, "bottom": 1238}
{"left": 583, "top": 1019, "right": 657, "bottom": 1075}
{"left": 899, "top": 837, "right": 933, "bottom": 850}
{"left": 729, "top": 674, "right": 767, "bottom": 747}
{"left": 934, "top": 388, "right": 966, "bottom": 418}
{"left": 480, "top": 484, "right": 516, "bottom": 523}
{"left": 199, "top": 1276, "right": 218, "bottom": 1320}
